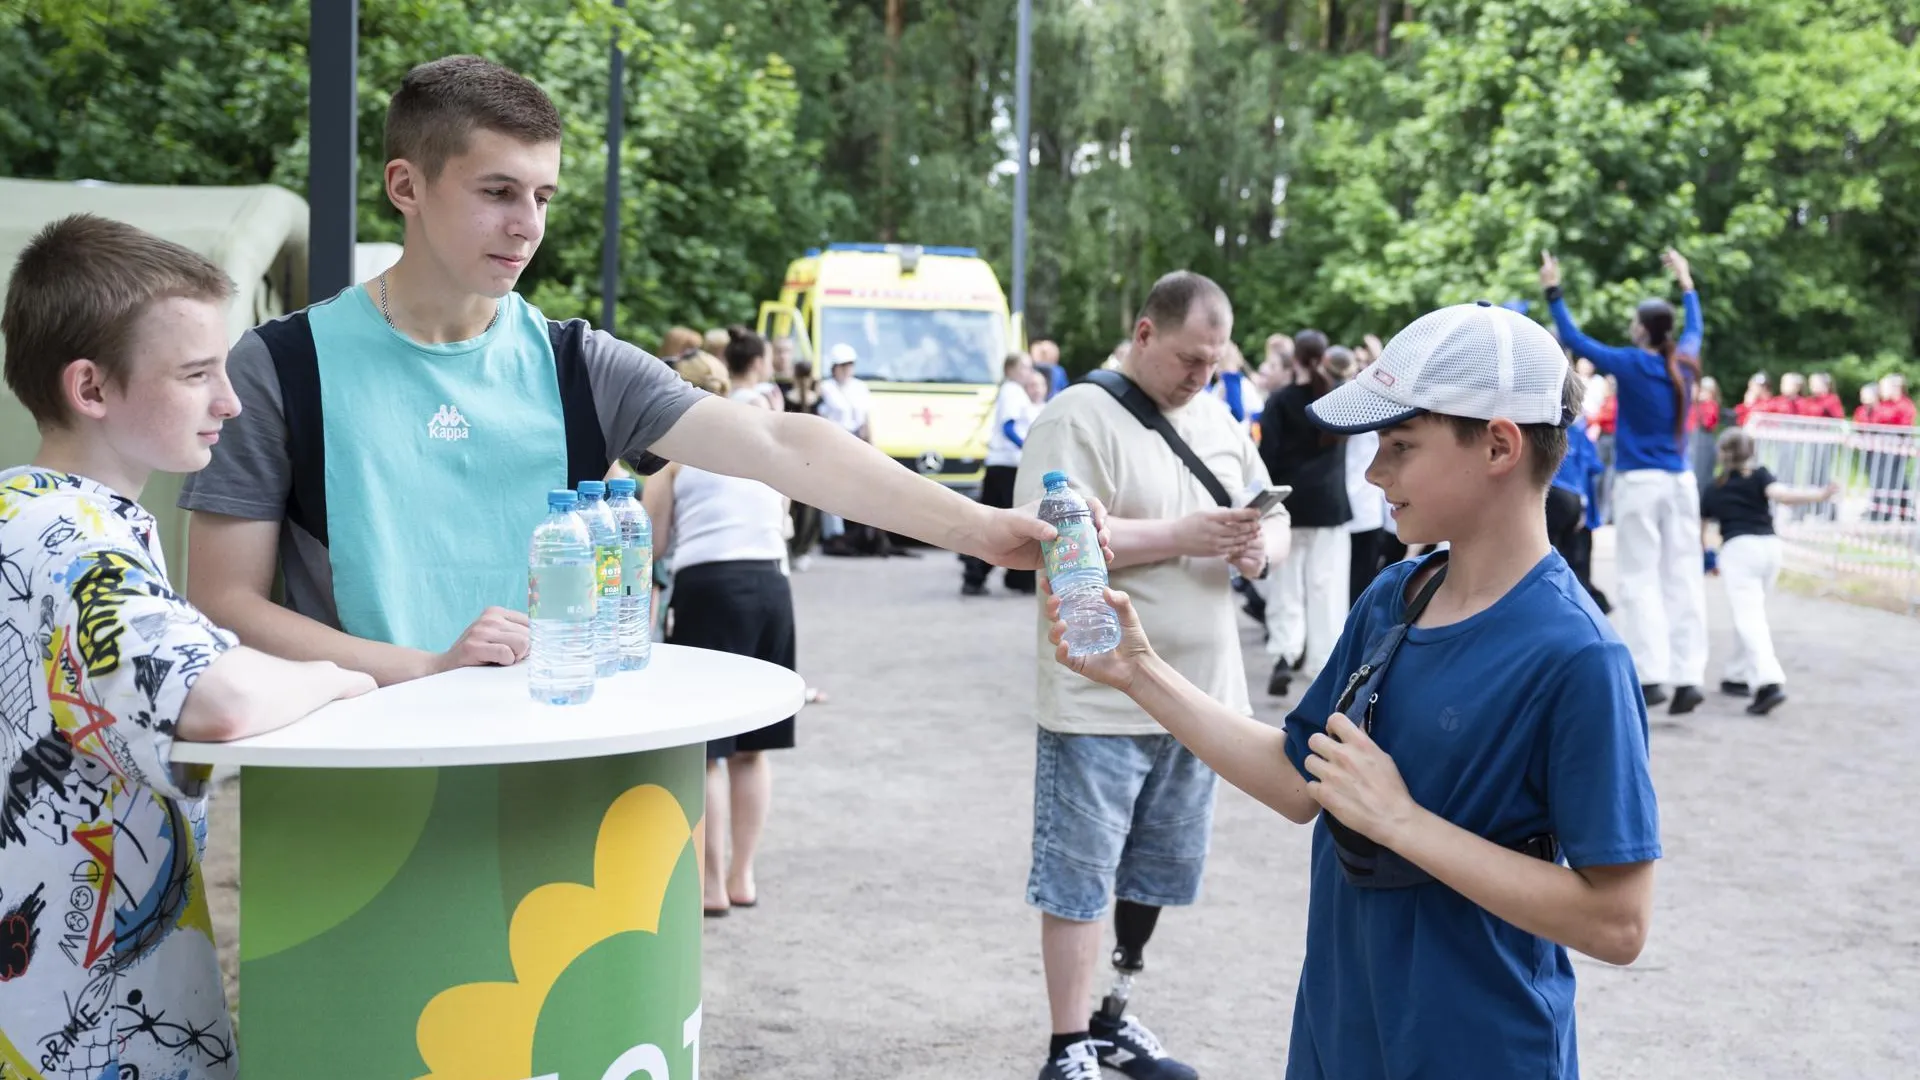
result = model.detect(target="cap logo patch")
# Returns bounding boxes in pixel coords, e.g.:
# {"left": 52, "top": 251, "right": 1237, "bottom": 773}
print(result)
{"left": 1371, "top": 368, "right": 1397, "bottom": 388}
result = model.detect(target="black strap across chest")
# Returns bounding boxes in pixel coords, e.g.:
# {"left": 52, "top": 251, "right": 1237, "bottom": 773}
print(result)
{"left": 256, "top": 312, "right": 609, "bottom": 549}
{"left": 1083, "top": 369, "right": 1233, "bottom": 508}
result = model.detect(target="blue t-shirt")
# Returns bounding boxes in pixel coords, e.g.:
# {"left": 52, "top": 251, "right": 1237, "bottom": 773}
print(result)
{"left": 1282, "top": 551, "right": 1660, "bottom": 1080}
{"left": 1549, "top": 291, "right": 1703, "bottom": 474}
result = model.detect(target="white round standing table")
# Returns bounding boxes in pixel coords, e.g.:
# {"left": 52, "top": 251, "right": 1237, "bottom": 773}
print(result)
{"left": 172, "top": 644, "right": 803, "bottom": 1080}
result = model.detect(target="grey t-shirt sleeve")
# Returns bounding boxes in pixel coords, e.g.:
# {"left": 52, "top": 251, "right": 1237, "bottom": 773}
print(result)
{"left": 581, "top": 326, "right": 709, "bottom": 464}
{"left": 178, "top": 328, "right": 291, "bottom": 521}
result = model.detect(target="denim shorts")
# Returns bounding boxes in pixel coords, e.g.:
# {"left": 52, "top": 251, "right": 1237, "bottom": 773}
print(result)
{"left": 1026, "top": 727, "right": 1218, "bottom": 922}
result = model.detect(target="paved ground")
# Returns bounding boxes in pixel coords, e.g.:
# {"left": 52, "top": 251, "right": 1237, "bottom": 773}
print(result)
{"left": 206, "top": 534, "right": 1919, "bottom": 1078}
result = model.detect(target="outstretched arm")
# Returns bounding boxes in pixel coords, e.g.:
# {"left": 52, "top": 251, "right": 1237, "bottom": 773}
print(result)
{"left": 1541, "top": 251, "right": 1648, "bottom": 375}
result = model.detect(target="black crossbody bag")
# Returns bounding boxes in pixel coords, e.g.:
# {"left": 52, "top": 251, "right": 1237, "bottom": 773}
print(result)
{"left": 1083, "top": 369, "right": 1232, "bottom": 509}
{"left": 1323, "top": 551, "right": 1562, "bottom": 889}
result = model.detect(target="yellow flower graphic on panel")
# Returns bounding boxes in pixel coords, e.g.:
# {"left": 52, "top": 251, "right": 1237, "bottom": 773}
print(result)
{"left": 413, "top": 784, "right": 692, "bottom": 1080}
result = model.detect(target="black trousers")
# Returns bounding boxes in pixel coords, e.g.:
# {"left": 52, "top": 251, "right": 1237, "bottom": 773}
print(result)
{"left": 1546, "top": 486, "right": 1610, "bottom": 612}
{"left": 962, "top": 465, "right": 1036, "bottom": 590}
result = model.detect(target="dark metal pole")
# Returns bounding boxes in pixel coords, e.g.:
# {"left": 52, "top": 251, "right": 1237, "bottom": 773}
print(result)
{"left": 309, "top": 0, "right": 359, "bottom": 300}
{"left": 1011, "top": 0, "right": 1033, "bottom": 319}
{"left": 602, "top": 0, "right": 627, "bottom": 333}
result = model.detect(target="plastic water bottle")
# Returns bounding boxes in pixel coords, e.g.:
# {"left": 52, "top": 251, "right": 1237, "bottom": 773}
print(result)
{"left": 574, "top": 480, "right": 623, "bottom": 678}
{"left": 1038, "top": 471, "right": 1121, "bottom": 656}
{"left": 528, "top": 489, "right": 597, "bottom": 704}
{"left": 605, "top": 476, "right": 653, "bottom": 671}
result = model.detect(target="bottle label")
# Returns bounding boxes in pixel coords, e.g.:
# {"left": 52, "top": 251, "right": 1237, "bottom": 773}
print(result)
{"left": 1044, "top": 516, "right": 1105, "bottom": 581}
{"left": 621, "top": 544, "right": 652, "bottom": 597}
{"left": 595, "top": 544, "right": 623, "bottom": 599}
{"left": 530, "top": 563, "right": 597, "bottom": 621}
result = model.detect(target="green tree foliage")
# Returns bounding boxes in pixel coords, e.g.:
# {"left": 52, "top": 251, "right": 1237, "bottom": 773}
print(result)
{"left": 2, "top": 0, "right": 1916, "bottom": 390}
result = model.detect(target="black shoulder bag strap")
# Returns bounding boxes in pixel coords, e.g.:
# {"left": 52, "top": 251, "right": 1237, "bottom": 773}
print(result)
{"left": 255, "top": 312, "right": 329, "bottom": 548}
{"left": 1084, "top": 369, "right": 1232, "bottom": 508}
{"left": 1323, "top": 550, "right": 1560, "bottom": 889}
{"left": 547, "top": 319, "right": 612, "bottom": 487}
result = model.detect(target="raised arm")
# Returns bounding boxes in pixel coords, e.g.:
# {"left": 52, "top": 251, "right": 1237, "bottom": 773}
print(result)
{"left": 1666, "top": 249, "right": 1703, "bottom": 357}
{"left": 1540, "top": 250, "right": 1648, "bottom": 375}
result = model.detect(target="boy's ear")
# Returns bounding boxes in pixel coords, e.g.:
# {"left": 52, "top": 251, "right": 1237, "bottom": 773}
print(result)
{"left": 386, "top": 159, "right": 425, "bottom": 217}
{"left": 1484, "top": 417, "right": 1526, "bottom": 478}
{"left": 61, "top": 358, "right": 112, "bottom": 422}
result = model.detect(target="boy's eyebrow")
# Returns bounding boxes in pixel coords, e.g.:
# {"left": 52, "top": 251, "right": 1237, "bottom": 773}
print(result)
{"left": 180, "top": 356, "right": 221, "bottom": 372}
{"left": 477, "top": 172, "right": 560, "bottom": 194}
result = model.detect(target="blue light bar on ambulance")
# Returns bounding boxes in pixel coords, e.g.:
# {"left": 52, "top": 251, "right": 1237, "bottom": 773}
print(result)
{"left": 823, "top": 242, "right": 981, "bottom": 258}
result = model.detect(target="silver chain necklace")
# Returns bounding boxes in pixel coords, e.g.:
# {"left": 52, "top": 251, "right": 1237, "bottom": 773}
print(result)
{"left": 378, "top": 271, "right": 499, "bottom": 336}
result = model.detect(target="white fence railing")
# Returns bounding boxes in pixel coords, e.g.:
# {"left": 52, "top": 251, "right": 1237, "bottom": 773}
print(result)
{"left": 1741, "top": 413, "right": 1920, "bottom": 613}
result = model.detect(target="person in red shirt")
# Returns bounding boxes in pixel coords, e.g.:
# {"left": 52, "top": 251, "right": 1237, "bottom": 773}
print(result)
{"left": 1736, "top": 373, "right": 1772, "bottom": 425}
{"left": 1855, "top": 384, "right": 1879, "bottom": 425}
{"left": 1802, "top": 373, "right": 1845, "bottom": 419}
{"left": 1595, "top": 384, "right": 1619, "bottom": 433}
{"left": 1873, "top": 373, "right": 1916, "bottom": 426}
{"left": 1771, "top": 372, "right": 1806, "bottom": 415}
{"left": 1692, "top": 375, "right": 1724, "bottom": 432}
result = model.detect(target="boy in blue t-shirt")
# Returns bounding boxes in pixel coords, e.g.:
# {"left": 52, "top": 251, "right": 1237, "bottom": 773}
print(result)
{"left": 1045, "top": 302, "right": 1659, "bottom": 1078}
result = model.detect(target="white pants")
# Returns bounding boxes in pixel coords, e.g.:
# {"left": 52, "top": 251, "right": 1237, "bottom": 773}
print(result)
{"left": 1265, "top": 526, "right": 1351, "bottom": 677}
{"left": 1719, "top": 534, "right": 1786, "bottom": 688}
{"left": 1612, "top": 469, "right": 1709, "bottom": 687}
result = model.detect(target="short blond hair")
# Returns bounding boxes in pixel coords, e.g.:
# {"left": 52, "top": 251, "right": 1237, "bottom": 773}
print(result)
{"left": 671, "top": 350, "right": 729, "bottom": 396}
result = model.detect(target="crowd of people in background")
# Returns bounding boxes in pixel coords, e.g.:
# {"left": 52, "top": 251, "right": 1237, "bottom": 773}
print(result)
{"left": 639, "top": 292, "right": 1919, "bottom": 930}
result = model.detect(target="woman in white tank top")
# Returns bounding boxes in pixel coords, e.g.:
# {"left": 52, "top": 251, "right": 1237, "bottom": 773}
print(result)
{"left": 644, "top": 341, "right": 803, "bottom": 917}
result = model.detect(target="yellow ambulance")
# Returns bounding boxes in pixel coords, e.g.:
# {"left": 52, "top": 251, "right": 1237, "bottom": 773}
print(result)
{"left": 758, "top": 243, "right": 1016, "bottom": 497}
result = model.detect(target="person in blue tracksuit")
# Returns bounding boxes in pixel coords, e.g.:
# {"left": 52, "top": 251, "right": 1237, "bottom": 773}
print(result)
{"left": 1542, "top": 248, "right": 1707, "bottom": 715}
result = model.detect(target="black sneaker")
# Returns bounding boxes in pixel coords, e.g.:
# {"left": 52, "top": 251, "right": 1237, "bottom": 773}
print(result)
{"left": 1641, "top": 683, "right": 1668, "bottom": 707}
{"left": 1037, "top": 1038, "right": 1109, "bottom": 1080}
{"left": 1267, "top": 659, "right": 1291, "bottom": 698}
{"left": 1669, "top": 685, "right": 1705, "bottom": 715}
{"left": 1090, "top": 1013, "right": 1198, "bottom": 1080}
{"left": 1720, "top": 680, "right": 1752, "bottom": 697}
{"left": 961, "top": 581, "right": 990, "bottom": 597}
{"left": 1747, "top": 684, "right": 1787, "bottom": 715}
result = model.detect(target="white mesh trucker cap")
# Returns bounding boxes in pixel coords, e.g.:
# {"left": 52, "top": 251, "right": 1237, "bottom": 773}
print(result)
{"left": 1309, "top": 301, "right": 1572, "bottom": 434}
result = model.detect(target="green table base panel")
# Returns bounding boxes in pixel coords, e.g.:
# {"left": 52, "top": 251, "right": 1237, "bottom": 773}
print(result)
{"left": 239, "top": 745, "right": 707, "bottom": 1080}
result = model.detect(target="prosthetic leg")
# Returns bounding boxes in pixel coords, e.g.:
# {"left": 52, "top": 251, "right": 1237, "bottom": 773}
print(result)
{"left": 1096, "top": 900, "right": 1161, "bottom": 1024}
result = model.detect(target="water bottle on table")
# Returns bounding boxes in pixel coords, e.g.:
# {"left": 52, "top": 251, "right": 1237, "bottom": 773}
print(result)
{"left": 528, "top": 489, "right": 597, "bottom": 704}
{"left": 574, "top": 480, "right": 623, "bottom": 678}
{"left": 1038, "top": 471, "right": 1121, "bottom": 656}
{"left": 605, "top": 476, "right": 653, "bottom": 671}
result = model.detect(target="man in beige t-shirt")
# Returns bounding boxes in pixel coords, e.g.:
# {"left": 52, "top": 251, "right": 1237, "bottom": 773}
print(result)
{"left": 1014, "top": 272, "right": 1290, "bottom": 1080}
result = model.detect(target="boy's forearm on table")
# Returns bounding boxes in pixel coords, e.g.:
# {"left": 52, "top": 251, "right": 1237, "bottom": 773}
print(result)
{"left": 200, "top": 589, "right": 433, "bottom": 686}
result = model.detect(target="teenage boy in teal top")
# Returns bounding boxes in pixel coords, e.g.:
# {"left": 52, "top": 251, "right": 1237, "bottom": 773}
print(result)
{"left": 1042, "top": 302, "right": 1660, "bottom": 1079}
{"left": 181, "top": 56, "right": 1080, "bottom": 674}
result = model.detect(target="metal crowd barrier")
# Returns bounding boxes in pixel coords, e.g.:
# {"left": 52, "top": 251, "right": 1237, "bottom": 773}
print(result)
{"left": 1742, "top": 412, "right": 1920, "bottom": 613}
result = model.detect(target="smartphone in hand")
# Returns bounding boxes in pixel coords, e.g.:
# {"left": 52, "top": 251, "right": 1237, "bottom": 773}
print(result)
{"left": 1245, "top": 485, "right": 1293, "bottom": 518}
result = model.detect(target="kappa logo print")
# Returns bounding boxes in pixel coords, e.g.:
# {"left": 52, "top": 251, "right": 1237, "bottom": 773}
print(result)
{"left": 427, "top": 404, "right": 471, "bottom": 442}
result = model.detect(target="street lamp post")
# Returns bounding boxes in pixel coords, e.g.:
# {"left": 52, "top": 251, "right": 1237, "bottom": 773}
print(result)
{"left": 1011, "top": 0, "right": 1033, "bottom": 322}
{"left": 310, "top": 0, "right": 359, "bottom": 301}
{"left": 602, "top": 0, "right": 627, "bottom": 334}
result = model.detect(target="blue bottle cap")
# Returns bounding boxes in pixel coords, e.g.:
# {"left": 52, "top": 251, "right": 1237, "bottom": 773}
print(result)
{"left": 607, "top": 477, "right": 637, "bottom": 497}
{"left": 1042, "top": 471, "right": 1070, "bottom": 488}
{"left": 577, "top": 480, "right": 606, "bottom": 498}
{"left": 548, "top": 489, "right": 578, "bottom": 510}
